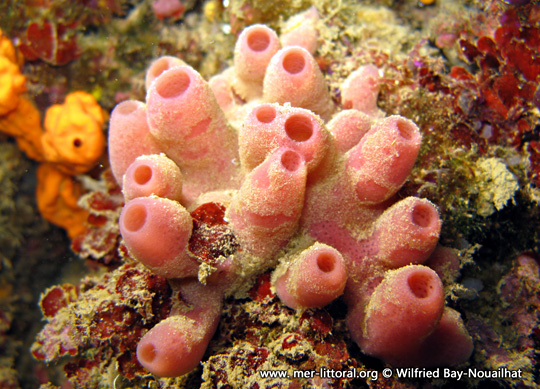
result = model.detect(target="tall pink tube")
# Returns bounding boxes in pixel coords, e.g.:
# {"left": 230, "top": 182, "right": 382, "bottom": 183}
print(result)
{"left": 228, "top": 147, "right": 307, "bottom": 258}
{"left": 146, "top": 65, "right": 240, "bottom": 200}
{"left": 233, "top": 24, "right": 281, "bottom": 100}
{"left": 108, "top": 100, "right": 161, "bottom": 185}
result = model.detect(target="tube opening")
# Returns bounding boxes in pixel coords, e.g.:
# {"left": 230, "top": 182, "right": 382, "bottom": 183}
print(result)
{"left": 151, "top": 58, "right": 173, "bottom": 80}
{"left": 134, "top": 164, "right": 152, "bottom": 185}
{"left": 138, "top": 342, "right": 157, "bottom": 363}
{"left": 280, "top": 150, "right": 302, "bottom": 171}
{"left": 396, "top": 118, "right": 416, "bottom": 140}
{"left": 282, "top": 50, "right": 306, "bottom": 75}
{"left": 285, "top": 114, "right": 313, "bottom": 142}
{"left": 411, "top": 203, "right": 435, "bottom": 228}
{"left": 255, "top": 105, "right": 276, "bottom": 123}
{"left": 156, "top": 69, "right": 191, "bottom": 98}
{"left": 116, "top": 100, "right": 138, "bottom": 115}
{"left": 122, "top": 203, "right": 147, "bottom": 232}
{"left": 407, "top": 271, "right": 434, "bottom": 299}
{"left": 247, "top": 28, "right": 271, "bottom": 52}
{"left": 317, "top": 252, "right": 335, "bottom": 273}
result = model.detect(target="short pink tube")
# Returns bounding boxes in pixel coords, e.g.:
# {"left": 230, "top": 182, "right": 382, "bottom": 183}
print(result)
{"left": 108, "top": 100, "right": 161, "bottom": 185}
{"left": 119, "top": 197, "right": 197, "bottom": 278}
{"left": 263, "top": 46, "right": 334, "bottom": 120}
{"left": 349, "top": 265, "right": 444, "bottom": 364}
{"left": 341, "top": 65, "right": 382, "bottom": 117}
{"left": 122, "top": 154, "right": 183, "bottom": 202}
{"left": 327, "top": 109, "right": 372, "bottom": 153}
{"left": 424, "top": 246, "right": 461, "bottom": 283}
{"left": 346, "top": 115, "right": 421, "bottom": 204}
{"left": 209, "top": 70, "right": 236, "bottom": 116}
{"left": 414, "top": 307, "right": 474, "bottom": 366}
{"left": 275, "top": 243, "right": 347, "bottom": 309}
{"left": 137, "top": 316, "right": 208, "bottom": 377}
{"left": 280, "top": 6, "right": 319, "bottom": 54}
{"left": 374, "top": 197, "right": 441, "bottom": 268}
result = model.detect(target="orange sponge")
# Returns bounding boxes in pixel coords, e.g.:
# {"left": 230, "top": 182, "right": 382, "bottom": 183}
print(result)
{"left": 36, "top": 163, "right": 89, "bottom": 238}
{"left": 42, "top": 91, "right": 105, "bottom": 175}
{"left": 0, "top": 29, "right": 26, "bottom": 116}
{"left": 0, "top": 97, "right": 45, "bottom": 160}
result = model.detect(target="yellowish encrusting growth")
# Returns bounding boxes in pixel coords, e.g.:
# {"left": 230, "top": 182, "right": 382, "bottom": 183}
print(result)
{"left": 474, "top": 157, "right": 519, "bottom": 217}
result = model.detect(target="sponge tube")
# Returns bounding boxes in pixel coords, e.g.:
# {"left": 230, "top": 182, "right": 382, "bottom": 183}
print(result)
{"left": 108, "top": 100, "right": 161, "bottom": 185}
{"left": 122, "top": 154, "right": 184, "bottom": 202}
{"left": 349, "top": 265, "right": 444, "bottom": 365}
{"left": 274, "top": 243, "right": 347, "bottom": 309}
{"left": 233, "top": 24, "right": 281, "bottom": 100}
{"left": 346, "top": 115, "right": 421, "bottom": 204}
{"left": 136, "top": 280, "right": 223, "bottom": 377}
{"left": 229, "top": 147, "right": 307, "bottom": 258}
{"left": 263, "top": 46, "right": 334, "bottom": 120}
{"left": 119, "top": 197, "right": 197, "bottom": 278}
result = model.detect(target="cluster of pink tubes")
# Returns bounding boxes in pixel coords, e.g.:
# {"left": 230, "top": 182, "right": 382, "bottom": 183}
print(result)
{"left": 108, "top": 7, "right": 473, "bottom": 378}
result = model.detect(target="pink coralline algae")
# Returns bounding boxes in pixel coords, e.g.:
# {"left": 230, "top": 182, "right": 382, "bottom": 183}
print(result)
{"left": 103, "top": 10, "right": 473, "bottom": 378}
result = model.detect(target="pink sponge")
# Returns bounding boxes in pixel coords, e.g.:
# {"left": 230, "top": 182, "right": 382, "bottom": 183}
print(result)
{"left": 152, "top": 0, "right": 185, "bottom": 19}
{"left": 108, "top": 100, "right": 161, "bottom": 185}
{"left": 274, "top": 243, "right": 347, "bottom": 309}
{"left": 327, "top": 109, "right": 372, "bottom": 153}
{"left": 233, "top": 24, "right": 281, "bottom": 100}
{"left": 145, "top": 55, "right": 187, "bottom": 90}
{"left": 263, "top": 46, "right": 334, "bottom": 120}
{"left": 341, "top": 65, "right": 383, "bottom": 117}
{"left": 122, "top": 154, "right": 183, "bottom": 202}
{"left": 229, "top": 147, "right": 307, "bottom": 258}
{"left": 137, "top": 279, "right": 223, "bottom": 377}
{"left": 414, "top": 307, "right": 474, "bottom": 366}
{"left": 119, "top": 197, "right": 197, "bottom": 278}
{"left": 372, "top": 197, "right": 442, "bottom": 268}
{"left": 279, "top": 6, "right": 319, "bottom": 55}
{"left": 209, "top": 70, "right": 237, "bottom": 118}
{"left": 346, "top": 115, "right": 421, "bottom": 204}
{"left": 239, "top": 103, "right": 331, "bottom": 175}
{"left": 349, "top": 265, "right": 444, "bottom": 365}
{"left": 137, "top": 315, "right": 207, "bottom": 377}
{"left": 146, "top": 65, "right": 240, "bottom": 200}
{"left": 238, "top": 103, "right": 284, "bottom": 170}
{"left": 146, "top": 65, "right": 230, "bottom": 160}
